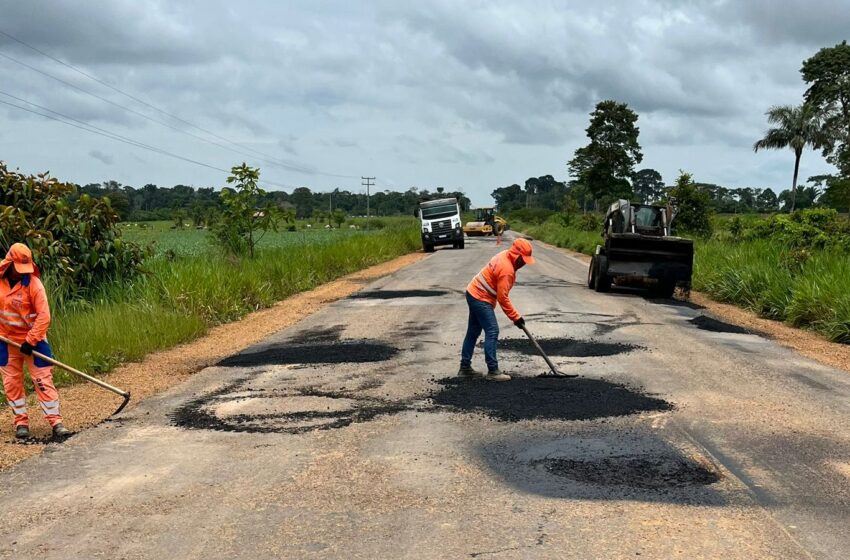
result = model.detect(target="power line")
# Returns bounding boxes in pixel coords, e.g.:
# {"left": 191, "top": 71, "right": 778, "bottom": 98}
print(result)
{"left": 0, "top": 36, "right": 360, "bottom": 180}
{"left": 0, "top": 95, "right": 296, "bottom": 190}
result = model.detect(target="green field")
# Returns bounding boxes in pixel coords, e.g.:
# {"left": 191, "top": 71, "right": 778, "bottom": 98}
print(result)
{"left": 4, "top": 218, "right": 420, "bottom": 396}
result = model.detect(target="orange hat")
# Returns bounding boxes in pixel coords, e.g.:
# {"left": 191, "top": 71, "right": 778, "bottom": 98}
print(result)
{"left": 510, "top": 238, "right": 535, "bottom": 265}
{"left": 5, "top": 243, "right": 35, "bottom": 274}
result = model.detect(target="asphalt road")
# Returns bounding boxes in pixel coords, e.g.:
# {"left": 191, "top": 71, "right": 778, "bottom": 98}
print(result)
{"left": 2, "top": 234, "right": 850, "bottom": 559}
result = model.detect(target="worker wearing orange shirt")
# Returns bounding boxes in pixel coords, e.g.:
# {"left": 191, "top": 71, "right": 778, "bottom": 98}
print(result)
{"left": 0, "top": 243, "right": 69, "bottom": 440}
{"left": 460, "top": 238, "right": 535, "bottom": 381}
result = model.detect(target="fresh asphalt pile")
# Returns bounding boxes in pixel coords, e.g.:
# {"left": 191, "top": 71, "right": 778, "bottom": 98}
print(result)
{"left": 539, "top": 456, "right": 720, "bottom": 489}
{"left": 494, "top": 336, "right": 639, "bottom": 358}
{"left": 350, "top": 289, "right": 450, "bottom": 299}
{"left": 689, "top": 315, "right": 752, "bottom": 334}
{"left": 217, "top": 340, "right": 399, "bottom": 367}
{"left": 429, "top": 377, "right": 672, "bottom": 422}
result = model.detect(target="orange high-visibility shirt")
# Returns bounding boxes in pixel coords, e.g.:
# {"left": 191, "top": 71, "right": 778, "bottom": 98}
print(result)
{"left": 0, "top": 274, "right": 51, "bottom": 345}
{"left": 466, "top": 249, "right": 521, "bottom": 322}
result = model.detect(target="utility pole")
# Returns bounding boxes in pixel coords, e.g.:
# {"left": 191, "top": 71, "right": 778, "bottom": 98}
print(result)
{"left": 361, "top": 176, "right": 375, "bottom": 229}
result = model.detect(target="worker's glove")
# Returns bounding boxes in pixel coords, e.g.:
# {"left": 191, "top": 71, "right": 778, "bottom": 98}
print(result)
{"left": 514, "top": 317, "right": 526, "bottom": 329}
{"left": 19, "top": 342, "right": 34, "bottom": 356}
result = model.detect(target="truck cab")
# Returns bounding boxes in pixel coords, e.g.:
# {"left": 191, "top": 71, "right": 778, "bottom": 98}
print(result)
{"left": 417, "top": 197, "right": 464, "bottom": 252}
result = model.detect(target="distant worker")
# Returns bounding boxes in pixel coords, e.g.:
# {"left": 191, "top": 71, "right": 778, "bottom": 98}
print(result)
{"left": 459, "top": 238, "right": 535, "bottom": 381}
{"left": 0, "top": 243, "right": 69, "bottom": 440}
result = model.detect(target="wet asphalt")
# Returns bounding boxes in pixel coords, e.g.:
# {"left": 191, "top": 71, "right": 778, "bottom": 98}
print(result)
{"left": 1, "top": 234, "right": 850, "bottom": 559}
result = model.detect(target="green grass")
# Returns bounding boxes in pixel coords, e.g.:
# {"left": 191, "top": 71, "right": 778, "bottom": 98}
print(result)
{"left": 513, "top": 219, "right": 601, "bottom": 255}
{"left": 3, "top": 220, "right": 420, "bottom": 396}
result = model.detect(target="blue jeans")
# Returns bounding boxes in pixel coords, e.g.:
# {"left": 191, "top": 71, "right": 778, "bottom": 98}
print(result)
{"left": 461, "top": 291, "right": 499, "bottom": 372}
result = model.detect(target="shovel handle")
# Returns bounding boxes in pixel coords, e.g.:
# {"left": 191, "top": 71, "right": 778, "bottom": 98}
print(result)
{"left": 520, "top": 324, "right": 560, "bottom": 375}
{"left": 0, "top": 335, "right": 130, "bottom": 399}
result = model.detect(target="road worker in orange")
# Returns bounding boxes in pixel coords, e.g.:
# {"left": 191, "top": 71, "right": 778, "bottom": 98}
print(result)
{"left": 459, "top": 238, "right": 535, "bottom": 381}
{"left": 0, "top": 243, "right": 69, "bottom": 440}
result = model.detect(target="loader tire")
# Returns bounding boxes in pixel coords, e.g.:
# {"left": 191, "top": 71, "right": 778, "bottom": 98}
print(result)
{"left": 594, "top": 255, "right": 611, "bottom": 292}
{"left": 655, "top": 280, "right": 676, "bottom": 298}
{"left": 587, "top": 255, "right": 597, "bottom": 289}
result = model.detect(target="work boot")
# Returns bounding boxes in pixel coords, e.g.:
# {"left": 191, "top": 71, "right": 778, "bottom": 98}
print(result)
{"left": 487, "top": 370, "right": 511, "bottom": 382}
{"left": 458, "top": 365, "right": 485, "bottom": 378}
{"left": 52, "top": 424, "right": 70, "bottom": 440}
{"left": 15, "top": 425, "right": 30, "bottom": 440}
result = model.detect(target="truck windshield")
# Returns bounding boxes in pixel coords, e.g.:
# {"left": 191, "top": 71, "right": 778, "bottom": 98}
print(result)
{"left": 421, "top": 203, "right": 458, "bottom": 220}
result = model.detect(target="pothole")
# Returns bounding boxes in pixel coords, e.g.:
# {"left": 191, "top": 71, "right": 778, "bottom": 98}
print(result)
{"left": 493, "top": 337, "right": 639, "bottom": 357}
{"left": 172, "top": 385, "right": 407, "bottom": 434}
{"left": 211, "top": 395, "right": 358, "bottom": 417}
{"left": 539, "top": 456, "right": 721, "bottom": 489}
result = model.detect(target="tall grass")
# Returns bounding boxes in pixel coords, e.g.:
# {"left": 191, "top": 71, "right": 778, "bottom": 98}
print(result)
{"left": 695, "top": 239, "right": 850, "bottom": 342}
{"left": 5, "top": 223, "right": 420, "bottom": 393}
{"left": 514, "top": 220, "right": 601, "bottom": 255}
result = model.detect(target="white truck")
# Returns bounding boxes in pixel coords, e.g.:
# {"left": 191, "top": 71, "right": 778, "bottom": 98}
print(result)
{"left": 416, "top": 197, "right": 464, "bottom": 252}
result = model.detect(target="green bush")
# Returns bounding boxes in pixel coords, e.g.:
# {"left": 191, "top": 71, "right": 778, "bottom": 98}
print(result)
{"left": 0, "top": 163, "right": 148, "bottom": 296}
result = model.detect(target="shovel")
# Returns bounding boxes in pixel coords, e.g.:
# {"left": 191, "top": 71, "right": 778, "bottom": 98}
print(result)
{"left": 0, "top": 335, "right": 131, "bottom": 416}
{"left": 519, "top": 324, "right": 579, "bottom": 379}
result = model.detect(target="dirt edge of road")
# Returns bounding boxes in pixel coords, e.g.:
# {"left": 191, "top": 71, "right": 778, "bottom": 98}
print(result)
{"left": 535, "top": 239, "right": 850, "bottom": 376}
{"left": 0, "top": 252, "right": 428, "bottom": 471}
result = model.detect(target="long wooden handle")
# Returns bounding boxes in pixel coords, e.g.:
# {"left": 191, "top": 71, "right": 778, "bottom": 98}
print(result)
{"left": 0, "top": 335, "right": 130, "bottom": 398}
{"left": 520, "top": 324, "right": 559, "bottom": 375}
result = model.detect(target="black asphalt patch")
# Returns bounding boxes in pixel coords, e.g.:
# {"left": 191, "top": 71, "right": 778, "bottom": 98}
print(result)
{"left": 350, "top": 289, "right": 449, "bottom": 299}
{"left": 495, "top": 337, "right": 639, "bottom": 358}
{"left": 689, "top": 315, "right": 751, "bottom": 335}
{"left": 430, "top": 377, "right": 672, "bottom": 422}
{"left": 540, "top": 456, "right": 720, "bottom": 489}
{"left": 217, "top": 340, "right": 399, "bottom": 367}
{"left": 172, "top": 384, "right": 407, "bottom": 434}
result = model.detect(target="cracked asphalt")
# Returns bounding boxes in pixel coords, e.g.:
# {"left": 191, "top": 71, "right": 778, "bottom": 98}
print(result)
{"left": 2, "top": 234, "right": 850, "bottom": 559}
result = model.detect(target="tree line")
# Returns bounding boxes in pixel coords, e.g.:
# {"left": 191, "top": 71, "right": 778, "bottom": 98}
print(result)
{"left": 493, "top": 40, "right": 850, "bottom": 223}
{"left": 73, "top": 181, "right": 471, "bottom": 224}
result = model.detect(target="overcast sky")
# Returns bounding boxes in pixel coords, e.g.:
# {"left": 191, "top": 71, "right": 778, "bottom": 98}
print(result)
{"left": 1, "top": 1, "right": 847, "bottom": 206}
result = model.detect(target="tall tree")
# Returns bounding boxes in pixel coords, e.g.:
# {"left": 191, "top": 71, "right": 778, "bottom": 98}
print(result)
{"left": 667, "top": 171, "right": 713, "bottom": 237}
{"left": 568, "top": 100, "right": 643, "bottom": 205}
{"left": 802, "top": 41, "right": 850, "bottom": 177}
{"left": 632, "top": 168, "right": 665, "bottom": 203}
{"left": 753, "top": 103, "right": 828, "bottom": 212}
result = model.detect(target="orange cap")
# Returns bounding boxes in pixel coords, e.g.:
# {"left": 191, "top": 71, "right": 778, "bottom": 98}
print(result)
{"left": 510, "top": 238, "right": 535, "bottom": 264}
{"left": 6, "top": 243, "right": 35, "bottom": 274}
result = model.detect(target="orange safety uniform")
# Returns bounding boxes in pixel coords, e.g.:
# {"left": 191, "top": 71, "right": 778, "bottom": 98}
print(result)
{"left": 466, "top": 238, "right": 535, "bottom": 322}
{"left": 0, "top": 244, "right": 63, "bottom": 428}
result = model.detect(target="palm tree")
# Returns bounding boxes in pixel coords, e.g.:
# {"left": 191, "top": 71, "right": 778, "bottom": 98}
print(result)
{"left": 753, "top": 103, "right": 829, "bottom": 212}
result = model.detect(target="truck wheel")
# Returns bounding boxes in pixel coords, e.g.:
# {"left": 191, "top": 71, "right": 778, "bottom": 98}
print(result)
{"left": 594, "top": 255, "right": 611, "bottom": 293}
{"left": 458, "top": 239, "right": 465, "bottom": 249}
{"left": 424, "top": 244, "right": 435, "bottom": 253}
{"left": 587, "top": 255, "right": 597, "bottom": 289}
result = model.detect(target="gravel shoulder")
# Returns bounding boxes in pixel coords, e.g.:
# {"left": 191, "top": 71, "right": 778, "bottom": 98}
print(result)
{"left": 0, "top": 252, "right": 427, "bottom": 471}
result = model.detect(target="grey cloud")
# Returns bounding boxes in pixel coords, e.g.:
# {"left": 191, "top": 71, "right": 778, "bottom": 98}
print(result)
{"left": 0, "top": 0, "right": 841, "bottom": 204}
{"left": 88, "top": 149, "right": 114, "bottom": 165}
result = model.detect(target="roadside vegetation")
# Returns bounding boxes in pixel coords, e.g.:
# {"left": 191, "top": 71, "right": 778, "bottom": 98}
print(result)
{"left": 500, "top": 40, "right": 850, "bottom": 345}
{"left": 1, "top": 163, "right": 420, "bottom": 397}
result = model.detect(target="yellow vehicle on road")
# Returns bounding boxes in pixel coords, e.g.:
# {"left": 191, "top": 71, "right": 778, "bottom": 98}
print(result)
{"left": 463, "top": 208, "right": 507, "bottom": 236}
